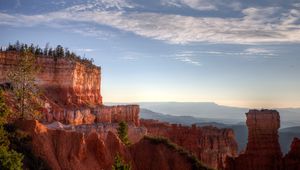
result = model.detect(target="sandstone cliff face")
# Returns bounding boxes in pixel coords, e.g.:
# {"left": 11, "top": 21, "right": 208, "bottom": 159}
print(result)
{"left": 0, "top": 51, "right": 102, "bottom": 106}
{"left": 225, "top": 109, "right": 300, "bottom": 170}
{"left": 94, "top": 105, "right": 140, "bottom": 126}
{"left": 17, "top": 120, "right": 210, "bottom": 170}
{"left": 1, "top": 51, "right": 140, "bottom": 126}
{"left": 245, "top": 109, "right": 282, "bottom": 157}
{"left": 42, "top": 105, "right": 140, "bottom": 126}
{"left": 225, "top": 109, "right": 282, "bottom": 170}
{"left": 141, "top": 119, "right": 238, "bottom": 170}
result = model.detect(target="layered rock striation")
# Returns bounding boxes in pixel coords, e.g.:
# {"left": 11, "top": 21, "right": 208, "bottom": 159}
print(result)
{"left": 141, "top": 119, "right": 238, "bottom": 169}
{"left": 95, "top": 105, "right": 140, "bottom": 126}
{"left": 42, "top": 104, "right": 140, "bottom": 126}
{"left": 0, "top": 51, "right": 140, "bottom": 126}
{"left": 0, "top": 51, "right": 102, "bottom": 106}
{"left": 225, "top": 109, "right": 300, "bottom": 170}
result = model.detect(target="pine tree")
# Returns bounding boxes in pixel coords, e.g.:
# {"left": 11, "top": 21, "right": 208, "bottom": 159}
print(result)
{"left": 117, "top": 121, "right": 130, "bottom": 146}
{"left": 8, "top": 50, "right": 41, "bottom": 120}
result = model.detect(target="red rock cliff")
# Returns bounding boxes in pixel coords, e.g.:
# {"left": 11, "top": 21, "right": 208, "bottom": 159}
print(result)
{"left": 0, "top": 51, "right": 102, "bottom": 106}
{"left": 17, "top": 120, "right": 211, "bottom": 170}
{"left": 94, "top": 105, "right": 140, "bottom": 126}
{"left": 225, "top": 109, "right": 283, "bottom": 170}
{"left": 0, "top": 51, "right": 140, "bottom": 126}
{"left": 141, "top": 119, "right": 238, "bottom": 170}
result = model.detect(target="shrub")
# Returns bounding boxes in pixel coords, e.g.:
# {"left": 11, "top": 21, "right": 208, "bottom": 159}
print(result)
{"left": 117, "top": 121, "right": 131, "bottom": 146}
{"left": 112, "top": 154, "right": 131, "bottom": 170}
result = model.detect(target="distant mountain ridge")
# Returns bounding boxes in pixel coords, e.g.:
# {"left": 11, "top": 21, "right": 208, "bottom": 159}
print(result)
{"left": 106, "top": 102, "right": 300, "bottom": 127}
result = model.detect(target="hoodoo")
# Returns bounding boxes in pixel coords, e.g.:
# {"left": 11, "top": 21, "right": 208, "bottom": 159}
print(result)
{"left": 225, "top": 109, "right": 300, "bottom": 170}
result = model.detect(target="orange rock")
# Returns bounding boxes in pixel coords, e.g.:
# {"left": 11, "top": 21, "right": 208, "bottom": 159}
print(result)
{"left": 17, "top": 120, "right": 210, "bottom": 170}
{"left": 0, "top": 51, "right": 102, "bottom": 107}
{"left": 140, "top": 119, "right": 238, "bottom": 169}
{"left": 95, "top": 105, "right": 140, "bottom": 126}
{"left": 225, "top": 109, "right": 283, "bottom": 170}
{"left": 0, "top": 51, "right": 140, "bottom": 126}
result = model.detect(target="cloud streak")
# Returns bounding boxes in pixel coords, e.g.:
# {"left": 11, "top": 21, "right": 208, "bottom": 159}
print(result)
{"left": 0, "top": 1, "right": 299, "bottom": 44}
{"left": 174, "top": 52, "right": 202, "bottom": 66}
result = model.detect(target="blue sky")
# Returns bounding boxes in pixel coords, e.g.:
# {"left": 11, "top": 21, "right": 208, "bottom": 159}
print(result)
{"left": 0, "top": 0, "right": 300, "bottom": 108}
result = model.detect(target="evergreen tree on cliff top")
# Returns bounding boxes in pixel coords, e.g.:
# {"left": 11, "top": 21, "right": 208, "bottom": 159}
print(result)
{"left": 8, "top": 50, "right": 42, "bottom": 120}
{"left": 117, "top": 121, "right": 130, "bottom": 146}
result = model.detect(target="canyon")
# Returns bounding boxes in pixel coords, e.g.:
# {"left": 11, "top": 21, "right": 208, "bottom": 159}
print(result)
{"left": 16, "top": 120, "right": 212, "bottom": 170}
{"left": 1, "top": 50, "right": 300, "bottom": 170}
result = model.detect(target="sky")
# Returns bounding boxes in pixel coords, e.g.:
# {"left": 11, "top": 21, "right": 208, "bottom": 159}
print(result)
{"left": 0, "top": 0, "right": 300, "bottom": 108}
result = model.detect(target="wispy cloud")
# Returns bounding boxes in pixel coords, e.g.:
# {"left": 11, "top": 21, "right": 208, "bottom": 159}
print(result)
{"left": 75, "top": 48, "right": 96, "bottom": 52}
{"left": 0, "top": 1, "right": 299, "bottom": 44}
{"left": 162, "top": 0, "right": 217, "bottom": 11}
{"left": 244, "top": 48, "right": 275, "bottom": 56}
{"left": 176, "top": 56, "right": 202, "bottom": 66}
{"left": 173, "top": 51, "right": 202, "bottom": 66}
{"left": 161, "top": 0, "right": 242, "bottom": 11}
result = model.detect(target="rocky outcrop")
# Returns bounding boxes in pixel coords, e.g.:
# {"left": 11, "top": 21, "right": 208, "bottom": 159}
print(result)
{"left": 17, "top": 120, "right": 211, "bottom": 170}
{"left": 94, "top": 105, "right": 140, "bottom": 126}
{"left": 245, "top": 109, "right": 282, "bottom": 157}
{"left": 130, "top": 136, "right": 212, "bottom": 170}
{"left": 0, "top": 51, "right": 102, "bottom": 107}
{"left": 225, "top": 109, "right": 300, "bottom": 170}
{"left": 282, "top": 138, "right": 300, "bottom": 170}
{"left": 141, "top": 119, "right": 238, "bottom": 170}
{"left": 1, "top": 51, "right": 140, "bottom": 126}
{"left": 42, "top": 104, "right": 140, "bottom": 126}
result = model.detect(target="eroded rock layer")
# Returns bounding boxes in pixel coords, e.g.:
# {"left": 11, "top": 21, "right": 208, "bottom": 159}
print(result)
{"left": 17, "top": 120, "right": 210, "bottom": 170}
{"left": 0, "top": 51, "right": 140, "bottom": 126}
{"left": 141, "top": 119, "right": 238, "bottom": 169}
{"left": 225, "top": 109, "right": 300, "bottom": 170}
{"left": 0, "top": 51, "right": 102, "bottom": 106}
{"left": 95, "top": 105, "right": 140, "bottom": 126}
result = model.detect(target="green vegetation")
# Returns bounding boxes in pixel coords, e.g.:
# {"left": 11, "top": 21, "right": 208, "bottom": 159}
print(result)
{"left": 117, "top": 121, "right": 131, "bottom": 146}
{"left": 3, "top": 41, "right": 96, "bottom": 68}
{"left": 112, "top": 154, "right": 131, "bottom": 170}
{"left": 0, "top": 90, "right": 23, "bottom": 170}
{"left": 144, "top": 136, "right": 214, "bottom": 170}
{"left": 8, "top": 50, "right": 42, "bottom": 120}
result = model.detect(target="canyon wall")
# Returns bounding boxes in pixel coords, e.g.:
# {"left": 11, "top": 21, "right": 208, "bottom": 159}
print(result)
{"left": 0, "top": 51, "right": 102, "bottom": 106}
{"left": 0, "top": 51, "right": 140, "bottom": 126}
{"left": 225, "top": 109, "right": 300, "bottom": 170}
{"left": 42, "top": 105, "right": 140, "bottom": 126}
{"left": 141, "top": 119, "right": 238, "bottom": 170}
{"left": 17, "top": 120, "right": 211, "bottom": 170}
{"left": 94, "top": 105, "right": 140, "bottom": 126}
